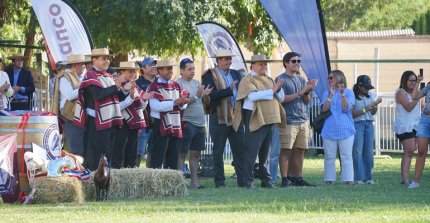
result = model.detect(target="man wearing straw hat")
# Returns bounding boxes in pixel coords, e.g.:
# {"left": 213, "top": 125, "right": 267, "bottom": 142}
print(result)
{"left": 5, "top": 54, "right": 35, "bottom": 110}
{"left": 0, "top": 57, "right": 13, "bottom": 111}
{"left": 73, "top": 48, "right": 133, "bottom": 170}
{"left": 201, "top": 49, "right": 246, "bottom": 188}
{"left": 52, "top": 54, "right": 89, "bottom": 156}
{"left": 111, "top": 61, "right": 152, "bottom": 168}
{"left": 147, "top": 59, "right": 189, "bottom": 169}
{"left": 233, "top": 54, "right": 285, "bottom": 189}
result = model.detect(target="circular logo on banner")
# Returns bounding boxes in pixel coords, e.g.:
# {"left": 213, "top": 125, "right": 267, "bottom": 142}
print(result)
{"left": 42, "top": 124, "right": 61, "bottom": 159}
{"left": 207, "top": 31, "right": 233, "bottom": 56}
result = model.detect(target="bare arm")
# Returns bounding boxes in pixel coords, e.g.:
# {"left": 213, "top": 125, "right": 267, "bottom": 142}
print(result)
{"left": 396, "top": 89, "right": 419, "bottom": 112}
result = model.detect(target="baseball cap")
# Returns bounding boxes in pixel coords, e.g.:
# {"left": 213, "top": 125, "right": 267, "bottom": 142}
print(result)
{"left": 141, "top": 57, "right": 157, "bottom": 67}
{"left": 357, "top": 75, "right": 375, "bottom": 89}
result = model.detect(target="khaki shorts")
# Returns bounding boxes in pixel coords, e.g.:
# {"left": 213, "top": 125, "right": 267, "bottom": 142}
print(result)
{"left": 279, "top": 121, "right": 309, "bottom": 150}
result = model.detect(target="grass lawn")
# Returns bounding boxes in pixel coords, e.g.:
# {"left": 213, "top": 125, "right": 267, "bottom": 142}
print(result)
{"left": 1, "top": 154, "right": 430, "bottom": 223}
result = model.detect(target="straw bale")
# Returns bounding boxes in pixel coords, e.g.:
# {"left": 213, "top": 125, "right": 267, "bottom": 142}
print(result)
{"left": 83, "top": 168, "right": 188, "bottom": 201}
{"left": 33, "top": 176, "right": 84, "bottom": 204}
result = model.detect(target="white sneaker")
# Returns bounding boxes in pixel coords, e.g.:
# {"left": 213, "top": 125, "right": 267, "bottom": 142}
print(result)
{"left": 408, "top": 181, "right": 420, "bottom": 189}
{"left": 355, "top": 181, "right": 365, "bottom": 185}
{"left": 365, "top": 180, "right": 375, "bottom": 185}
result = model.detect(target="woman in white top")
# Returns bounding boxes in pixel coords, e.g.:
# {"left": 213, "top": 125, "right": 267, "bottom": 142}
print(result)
{"left": 0, "top": 58, "right": 14, "bottom": 110}
{"left": 393, "top": 71, "right": 420, "bottom": 186}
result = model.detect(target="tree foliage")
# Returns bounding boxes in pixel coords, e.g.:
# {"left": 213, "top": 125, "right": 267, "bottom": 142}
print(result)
{"left": 321, "top": 0, "right": 429, "bottom": 31}
{"left": 2, "top": 0, "right": 430, "bottom": 61}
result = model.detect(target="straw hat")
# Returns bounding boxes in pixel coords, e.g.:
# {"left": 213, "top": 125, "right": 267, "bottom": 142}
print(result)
{"left": 85, "top": 48, "right": 113, "bottom": 57}
{"left": 60, "top": 54, "right": 91, "bottom": 65}
{"left": 8, "top": 54, "right": 28, "bottom": 60}
{"left": 245, "top": 54, "right": 274, "bottom": 63}
{"left": 154, "top": 59, "right": 177, "bottom": 68}
{"left": 111, "top": 61, "right": 139, "bottom": 70}
{"left": 210, "top": 49, "right": 237, "bottom": 58}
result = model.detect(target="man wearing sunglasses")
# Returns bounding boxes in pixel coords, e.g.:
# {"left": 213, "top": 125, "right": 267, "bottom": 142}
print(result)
{"left": 202, "top": 49, "right": 246, "bottom": 188}
{"left": 276, "top": 52, "right": 317, "bottom": 188}
{"left": 176, "top": 58, "right": 212, "bottom": 189}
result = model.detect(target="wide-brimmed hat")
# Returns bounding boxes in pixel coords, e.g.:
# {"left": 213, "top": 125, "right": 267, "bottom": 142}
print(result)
{"left": 85, "top": 48, "right": 113, "bottom": 57}
{"left": 245, "top": 54, "right": 274, "bottom": 63}
{"left": 8, "top": 54, "right": 28, "bottom": 60}
{"left": 357, "top": 75, "right": 375, "bottom": 89}
{"left": 154, "top": 59, "right": 177, "bottom": 68}
{"left": 60, "top": 54, "right": 91, "bottom": 65}
{"left": 210, "top": 49, "right": 237, "bottom": 58}
{"left": 111, "top": 61, "right": 139, "bottom": 70}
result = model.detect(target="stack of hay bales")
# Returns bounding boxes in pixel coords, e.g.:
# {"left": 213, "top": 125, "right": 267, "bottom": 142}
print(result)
{"left": 32, "top": 177, "right": 84, "bottom": 204}
{"left": 83, "top": 168, "right": 188, "bottom": 201}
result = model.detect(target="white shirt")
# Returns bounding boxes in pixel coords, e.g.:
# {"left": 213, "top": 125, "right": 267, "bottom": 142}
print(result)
{"left": 149, "top": 78, "right": 187, "bottom": 119}
{"left": 242, "top": 71, "right": 285, "bottom": 110}
{"left": 0, "top": 71, "right": 13, "bottom": 109}
{"left": 59, "top": 72, "right": 82, "bottom": 110}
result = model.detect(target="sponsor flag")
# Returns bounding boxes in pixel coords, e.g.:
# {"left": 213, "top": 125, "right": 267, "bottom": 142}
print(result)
{"left": 196, "top": 22, "right": 247, "bottom": 72}
{"left": 259, "top": 0, "right": 331, "bottom": 99}
{"left": 30, "top": 0, "right": 93, "bottom": 70}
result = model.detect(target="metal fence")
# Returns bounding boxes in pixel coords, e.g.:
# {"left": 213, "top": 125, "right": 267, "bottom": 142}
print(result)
{"left": 202, "top": 59, "right": 430, "bottom": 161}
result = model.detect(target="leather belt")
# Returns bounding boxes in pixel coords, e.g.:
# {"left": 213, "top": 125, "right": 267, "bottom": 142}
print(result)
{"left": 11, "top": 99, "right": 28, "bottom": 103}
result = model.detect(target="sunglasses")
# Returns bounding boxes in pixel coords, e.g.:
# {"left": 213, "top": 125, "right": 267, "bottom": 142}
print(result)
{"left": 289, "top": 59, "right": 301, "bottom": 64}
{"left": 328, "top": 76, "right": 334, "bottom": 80}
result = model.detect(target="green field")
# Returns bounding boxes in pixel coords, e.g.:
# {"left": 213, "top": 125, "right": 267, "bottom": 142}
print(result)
{"left": 1, "top": 155, "right": 430, "bottom": 223}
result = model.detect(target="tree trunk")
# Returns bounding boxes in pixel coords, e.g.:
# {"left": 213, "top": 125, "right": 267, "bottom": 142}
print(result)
{"left": 23, "top": 10, "right": 37, "bottom": 68}
{"left": 0, "top": 0, "right": 7, "bottom": 29}
{"left": 112, "top": 53, "right": 128, "bottom": 67}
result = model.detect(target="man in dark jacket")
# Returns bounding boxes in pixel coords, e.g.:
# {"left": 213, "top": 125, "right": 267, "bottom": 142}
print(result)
{"left": 201, "top": 49, "right": 245, "bottom": 188}
{"left": 5, "top": 54, "right": 35, "bottom": 110}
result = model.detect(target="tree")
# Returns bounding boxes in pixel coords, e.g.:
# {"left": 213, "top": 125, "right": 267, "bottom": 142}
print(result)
{"left": 321, "top": 0, "right": 429, "bottom": 31}
{"left": 68, "top": 0, "right": 278, "bottom": 57}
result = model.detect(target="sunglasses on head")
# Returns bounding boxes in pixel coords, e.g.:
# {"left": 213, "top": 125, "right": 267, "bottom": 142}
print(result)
{"left": 289, "top": 59, "right": 301, "bottom": 64}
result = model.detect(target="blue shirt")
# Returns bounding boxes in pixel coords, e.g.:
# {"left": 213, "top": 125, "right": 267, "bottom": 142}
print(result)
{"left": 320, "top": 89, "right": 355, "bottom": 140}
{"left": 216, "top": 67, "right": 237, "bottom": 108}
{"left": 13, "top": 68, "right": 28, "bottom": 100}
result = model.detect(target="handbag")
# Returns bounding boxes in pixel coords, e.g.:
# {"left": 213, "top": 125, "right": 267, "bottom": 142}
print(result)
{"left": 311, "top": 110, "right": 332, "bottom": 134}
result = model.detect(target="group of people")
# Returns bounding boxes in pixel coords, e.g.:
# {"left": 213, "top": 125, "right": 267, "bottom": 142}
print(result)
{"left": 0, "top": 48, "right": 427, "bottom": 189}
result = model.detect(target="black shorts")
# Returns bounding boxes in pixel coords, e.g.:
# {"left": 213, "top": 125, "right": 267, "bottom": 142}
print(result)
{"left": 177, "top": 122, "right": 206, "bottom": 152}
{"left": 395, "top": 129, "right": 417, "bottom": 141}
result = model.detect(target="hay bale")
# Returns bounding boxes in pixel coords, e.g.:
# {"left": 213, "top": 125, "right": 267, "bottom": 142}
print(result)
{"left": 82, "top": 168, "right": 188, "bottom": 201}
{"left": 33, "top": 176, "right": 84, "bottom": 204}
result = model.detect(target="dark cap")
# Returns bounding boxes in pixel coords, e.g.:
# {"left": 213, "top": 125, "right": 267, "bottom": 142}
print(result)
{"left": 357, "top": 75, "right": 374, "bottom": 89}
{"left": 282, "top": 52, "right": 301, "bottom": 62}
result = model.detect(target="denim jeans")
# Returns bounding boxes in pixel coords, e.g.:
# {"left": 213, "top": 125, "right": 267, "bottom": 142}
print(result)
{"left": 137, "top": 128, "right": 153, "bottom": 155}
{"left": 352, "top": 120, "right": 374, "bottom": 181}
{"left": 269, "top": 126, "right": 280, "bottom": 183}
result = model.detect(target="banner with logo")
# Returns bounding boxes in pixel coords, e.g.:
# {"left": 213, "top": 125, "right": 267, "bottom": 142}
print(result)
{"left": 259, "top": 0, "right": 331, "bottom": 99}
{"left": 30, "top": 0, "right": 93, "bottom": 69}
{"left": 196, "top": 22, "right": 247, "bottom": 72}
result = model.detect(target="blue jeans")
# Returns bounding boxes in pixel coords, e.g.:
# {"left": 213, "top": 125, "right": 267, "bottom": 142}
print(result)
{"left": 137, "top": 128, "right": 153, "bottom": 156}
{"left": 269, "top": 126, "right": 280, "bottom": 183}
{"left": 352, "top": 120, "right": 374, "bottom": 181}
